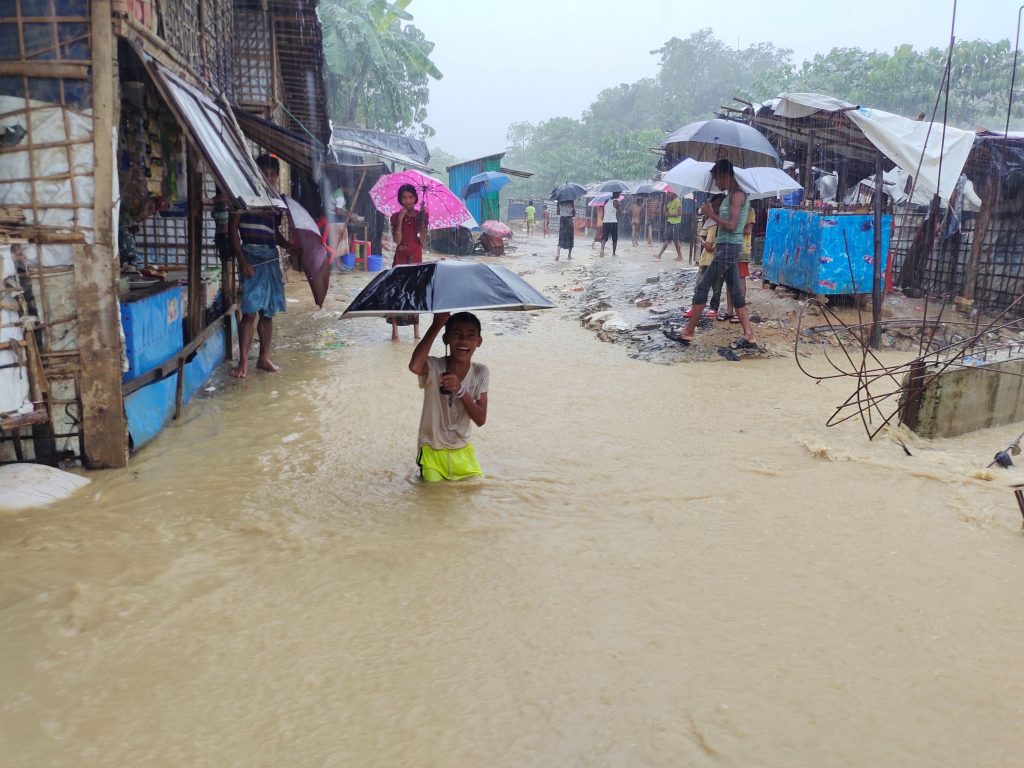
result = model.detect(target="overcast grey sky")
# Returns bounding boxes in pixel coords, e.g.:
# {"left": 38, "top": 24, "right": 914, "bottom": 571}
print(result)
{"left": 411, "top": 0, "right": 1017, "bottom": 159}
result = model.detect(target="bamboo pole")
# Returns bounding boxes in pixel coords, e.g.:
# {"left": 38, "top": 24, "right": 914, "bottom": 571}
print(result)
{"left": 186, "top": 147, "right": 203, "bottom": 340}
{"left": 74, "top": 0, "right": 128, "bottom": 467}
{"left": 959, "top": 174, "right": 1001, "bottom": 311}
{"left": 870, "top": 154, "right": 884, "bottom": 350}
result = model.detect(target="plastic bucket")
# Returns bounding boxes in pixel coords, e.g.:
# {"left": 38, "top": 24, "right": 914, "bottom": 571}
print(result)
{"left": 340, "top": 253, "right": 355, "bottom": 270}
{"left": 367, "top": 254, "right": 383, "bottom": 272}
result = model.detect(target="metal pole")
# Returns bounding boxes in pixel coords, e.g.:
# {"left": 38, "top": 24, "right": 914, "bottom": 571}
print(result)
{"left": 870, "top": 154, "right": 884, "bottom": 349}
{"left": 1005, "top": 5, "right": 1024, "bottom": 141}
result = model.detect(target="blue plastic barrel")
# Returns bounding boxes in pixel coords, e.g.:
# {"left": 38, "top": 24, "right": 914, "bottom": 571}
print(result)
{"left": 340, "top": 253, "right": 355, "bottom": 270}
{"left": 367, "top": 254, "right": 383, "bottom": 272}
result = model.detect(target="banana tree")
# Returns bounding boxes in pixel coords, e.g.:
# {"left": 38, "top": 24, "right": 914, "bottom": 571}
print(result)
{"left": 320, "top": 0, "right": 442, "bottom": 136}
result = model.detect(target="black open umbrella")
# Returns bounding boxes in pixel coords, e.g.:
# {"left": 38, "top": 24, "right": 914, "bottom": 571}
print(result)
{"left": 597, "top": 179, "right": 632, "bottom": 194}
{"left": 550, "top": 182, "right": 586, "bottom": 202}
{"left": 341, "top": 261, "right": 555, "bottom": 317}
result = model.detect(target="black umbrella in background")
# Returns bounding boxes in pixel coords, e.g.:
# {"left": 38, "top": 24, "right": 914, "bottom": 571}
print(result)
{"left": 550, "top": 182, "right": 586, "bottom": 202}
{"left": 341, "top": 261, "right": 555, "bottom": 317}
{"left": 597, "top": 179, "right": 632, "bottom": 194}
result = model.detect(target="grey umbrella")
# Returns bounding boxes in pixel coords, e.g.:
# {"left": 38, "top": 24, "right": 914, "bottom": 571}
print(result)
{"left": 341, "top": 261, "right": 556, "bottom": 317}
{"left": 550, "top": 182, "right": 587, "bottom": 201}
{"left": 660, "top": 118, "right": 780, "bottom": 168}
{"left": 597, "top": 179, "right": 632, "bottom": 194}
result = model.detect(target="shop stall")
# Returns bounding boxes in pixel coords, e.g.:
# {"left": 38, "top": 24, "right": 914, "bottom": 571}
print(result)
{"left": 763, "top": 208, "right": 892, "bottom": 295}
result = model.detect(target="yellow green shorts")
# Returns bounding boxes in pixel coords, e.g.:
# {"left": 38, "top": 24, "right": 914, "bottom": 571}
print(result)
{"left": 417, "top": 444, "right": 483, "bottom": 482}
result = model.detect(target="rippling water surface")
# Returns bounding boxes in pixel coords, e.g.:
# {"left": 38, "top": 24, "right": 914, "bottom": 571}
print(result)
{"left": 2, "top": 243, "right": 1023, "bottom": 766}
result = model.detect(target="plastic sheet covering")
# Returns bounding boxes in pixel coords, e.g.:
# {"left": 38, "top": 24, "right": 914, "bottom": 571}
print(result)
{"left": 342, "top": 261, "right": 556, "bottom": 317}
{"left": 0, "top": 96, "right": 94, "bottom": 232}
{"left": 0, "top": 464, "right": 89, "bottom": 510}
{"left": 0, "top": 246, "right": 31, "bottom": 417}
{"left": 773, "top": 92, "right": 855, "bottom": 119}
{"left": 988, "top": 140, "right": 1024, "bottom": 197}
{"left": 771, "top": 94, "right": 975, "bottom": 203}
{"left": 145, "top": 59, "right": 278, "bottom": 209}
{"left": 846, "top": 107, "right": 974, "bottom": 203}
{"left": 847, "top": 167, "right": 982, "bottom": 210}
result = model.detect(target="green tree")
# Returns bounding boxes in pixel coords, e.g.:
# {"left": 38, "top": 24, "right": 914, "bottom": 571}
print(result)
{"left": 653, "top": 30, "right": 793, "bottom": 129}
{"left": 790, "top": 40, "right": 1020, "bottom": 129}
{"left": 320, "top": 0, "right": 442, "bottom": 137}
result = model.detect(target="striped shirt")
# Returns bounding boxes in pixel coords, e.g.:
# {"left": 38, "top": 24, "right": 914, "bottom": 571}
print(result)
{"left": 238, "top": 209, "right": 282, "bottom": 247}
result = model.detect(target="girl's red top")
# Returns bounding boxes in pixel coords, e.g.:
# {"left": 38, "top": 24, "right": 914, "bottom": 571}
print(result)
{"left": 390, "top": 209, "right": 424, "bottom": 265}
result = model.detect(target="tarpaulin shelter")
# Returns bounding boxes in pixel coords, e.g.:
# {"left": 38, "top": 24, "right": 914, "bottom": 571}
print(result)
{"left": 448, "top": 154, "right": 532, "bottom": 224}
{"left": 331, "top": 127, "right": 432, "bottom": 172}
{"left": 724, "top": 93, "right": 1024, "bottom": 317}
{"left": 328, "top": 127, "right": 436, "bottom": 259}
{"left": 0, "top": 0, "right": 331, "bottom": 467}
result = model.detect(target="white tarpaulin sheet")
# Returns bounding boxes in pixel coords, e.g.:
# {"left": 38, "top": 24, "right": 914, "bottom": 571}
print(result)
{"left": 772, "top": 93, "right": 976, "bottom": 203}
{"left": 848, "top": 167, "right": 982, "bottom": 209}
{"left": 774, "top": 92, "right": 855, "bottom": 118}
{"left": 846, "top": 107, "right": 975, "bottom": 203}
{"left": 0, "top": 245, "right": 31, "bottom": 417}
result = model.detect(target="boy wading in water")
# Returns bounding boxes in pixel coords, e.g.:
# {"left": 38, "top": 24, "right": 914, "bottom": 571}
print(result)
{"left": 409, "top": 312, "right": 489, "bottom": 482}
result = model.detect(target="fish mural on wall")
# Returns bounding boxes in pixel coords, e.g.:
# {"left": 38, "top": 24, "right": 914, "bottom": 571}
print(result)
{"left": 763, "top": 209, "right": 892, "bottom": 295}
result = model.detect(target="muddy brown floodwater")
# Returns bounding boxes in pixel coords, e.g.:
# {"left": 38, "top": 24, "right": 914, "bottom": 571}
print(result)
{"left": 3, "top": 233, "right": 1024, "bottom": 767}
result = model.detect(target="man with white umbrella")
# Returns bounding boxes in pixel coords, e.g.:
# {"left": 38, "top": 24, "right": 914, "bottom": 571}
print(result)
{"left": 673, "top": 160, "right": 758, "bottom": 349}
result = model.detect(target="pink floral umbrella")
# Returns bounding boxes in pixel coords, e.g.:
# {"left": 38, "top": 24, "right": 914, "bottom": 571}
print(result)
{"left": 369, "top": 169, "right": 472, "bottom": 230}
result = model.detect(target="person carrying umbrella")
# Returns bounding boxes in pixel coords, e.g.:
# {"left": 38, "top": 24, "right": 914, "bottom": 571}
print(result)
{"left": 675, "top": 159, "right": 758, "bottom": 349}
{"left": 556, "top": 196, "right": 575, "bottom": 261}
{"left": 408, "top": 312, "right": 489, "bottom": 482}
{"left": 388, "top": 183, "right": 428, "bottom": 342}
{"left": 599, "top": 192, "right": 622, "bottom": 257}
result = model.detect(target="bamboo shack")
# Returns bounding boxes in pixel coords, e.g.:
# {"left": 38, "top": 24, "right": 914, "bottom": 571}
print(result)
{"left": 0, "top": 0, "right": 330, "bottom": 468}
{"left": 723, "top": 94, "right": 1024, "bottom": 317}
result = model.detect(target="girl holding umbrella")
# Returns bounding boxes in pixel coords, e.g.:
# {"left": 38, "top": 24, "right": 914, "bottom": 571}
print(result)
{"left": 388, "top": 183, "right": 428, "bottom": 342}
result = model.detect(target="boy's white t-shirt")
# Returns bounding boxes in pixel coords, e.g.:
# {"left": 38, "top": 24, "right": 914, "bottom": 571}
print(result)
{"left": 417, "top": 356, "right": 490, "bottom": 449}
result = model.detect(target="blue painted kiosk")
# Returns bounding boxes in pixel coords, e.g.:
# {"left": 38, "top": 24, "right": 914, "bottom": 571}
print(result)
{"left": 120, "top": 283, "right": 228, "bottom": 451}
{"left": 763, "top": 208, "right": 893, "bottom": 295}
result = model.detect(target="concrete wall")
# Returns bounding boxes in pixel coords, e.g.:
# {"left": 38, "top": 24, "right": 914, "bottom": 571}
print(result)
{"left": 900, "top": 359, "right": 1024, "bottom": 439}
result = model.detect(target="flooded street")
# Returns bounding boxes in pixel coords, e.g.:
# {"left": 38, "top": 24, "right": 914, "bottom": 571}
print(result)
{"left": 3, "top": 236, "right": 1024, "bottom": 767}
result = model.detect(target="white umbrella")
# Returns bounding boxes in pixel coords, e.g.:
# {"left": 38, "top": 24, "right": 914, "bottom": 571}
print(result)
{"left": 663, "top": 158, "right": 803, "bottom": 200}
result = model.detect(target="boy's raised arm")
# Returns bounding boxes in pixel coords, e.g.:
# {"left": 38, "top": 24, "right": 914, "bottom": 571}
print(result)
{"left": 409, "top": 312, "right": 449, "bottom": 374}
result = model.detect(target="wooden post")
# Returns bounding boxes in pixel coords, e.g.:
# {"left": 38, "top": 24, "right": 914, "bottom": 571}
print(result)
{"left": 186, "top": 147, "right": 203, "bottom": 341}
{"left": 870, "top": 154, "right": 884, "bottom": 350}
{"left": 75, "top": 0, "right": 127, "bottom": 468}
{"left": 959, "top": 174, "right": 1000, "bottom": 310}
{"left": 173, "top": 357, "right": 185, "bottom": 420}
{"left": 804, "top": 131, "right": 816, "bottom": 204}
